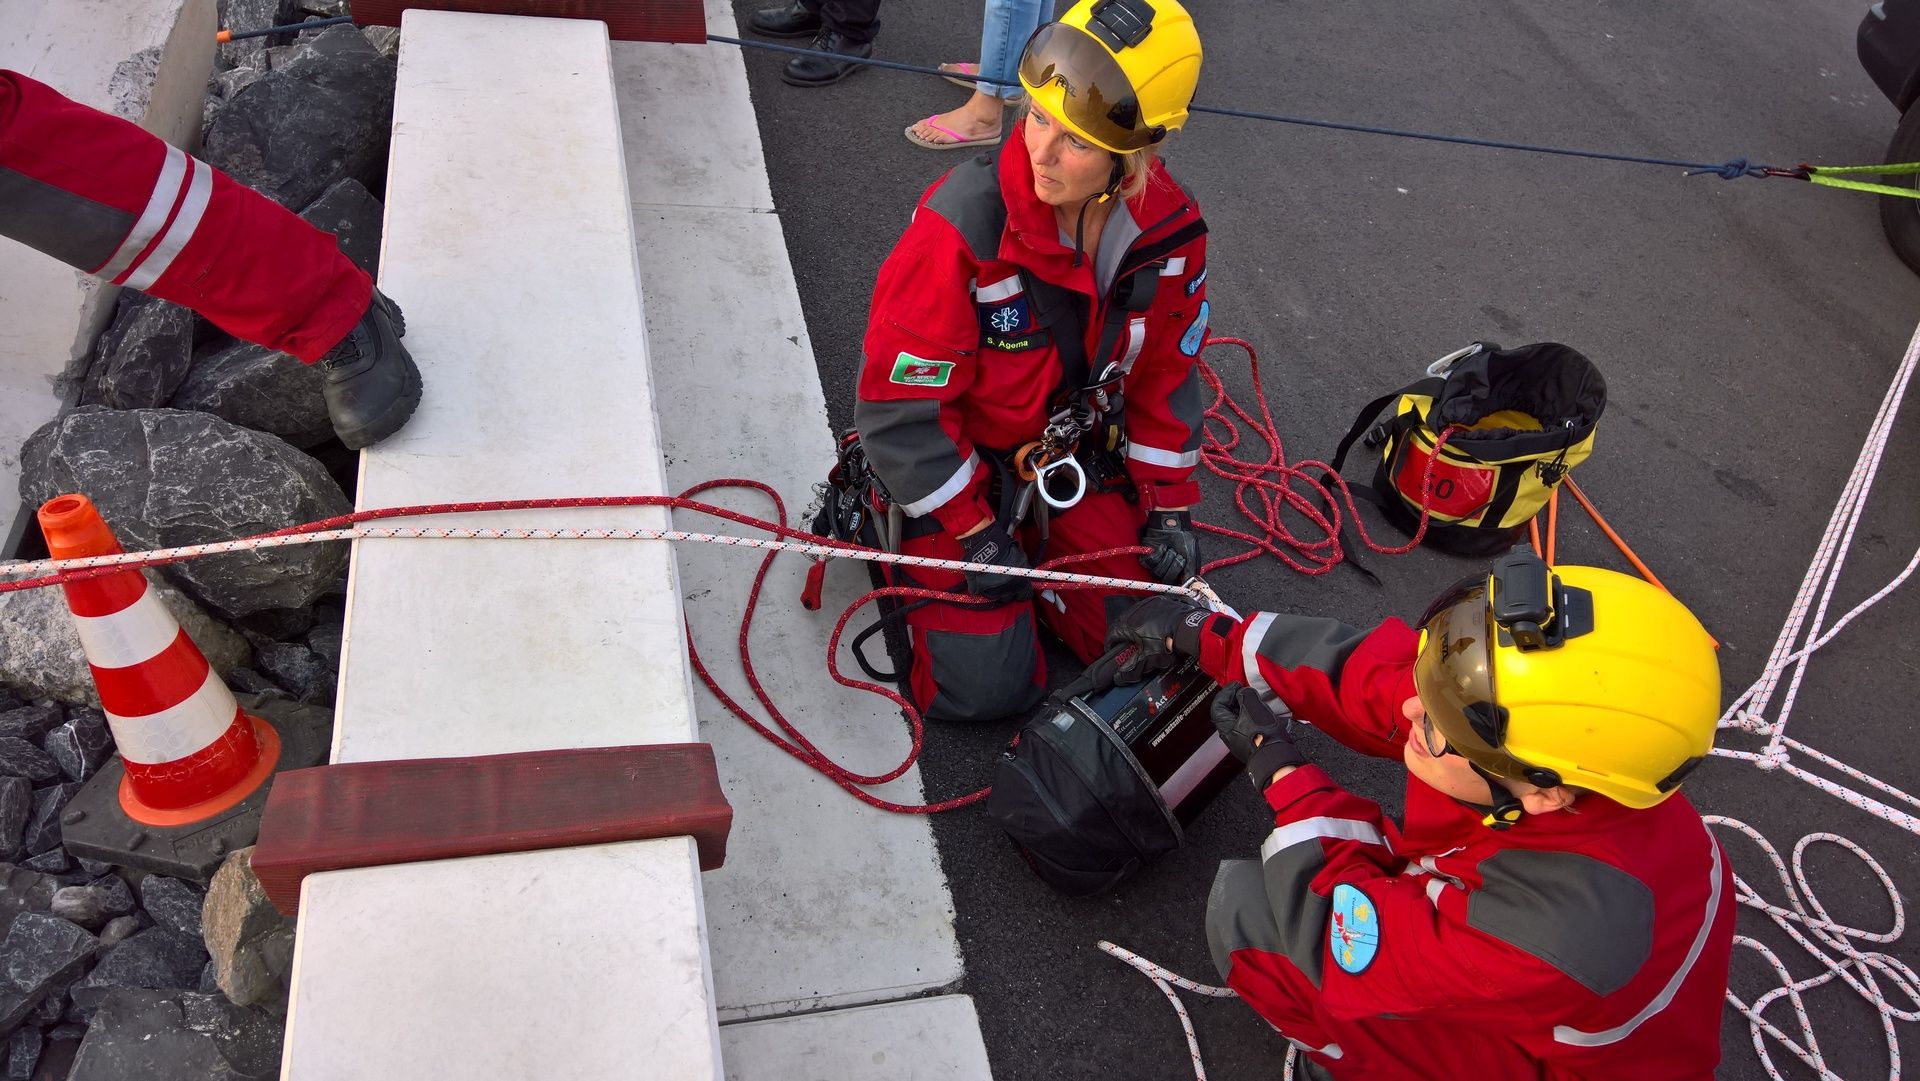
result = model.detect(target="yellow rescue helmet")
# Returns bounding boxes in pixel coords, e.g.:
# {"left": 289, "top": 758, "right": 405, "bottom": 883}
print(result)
{"left": 1412, "top": 552, "right": 1720, "bottom": 810}
{"left": 1017, "top": 0, "right": 1203, "bottom": 154}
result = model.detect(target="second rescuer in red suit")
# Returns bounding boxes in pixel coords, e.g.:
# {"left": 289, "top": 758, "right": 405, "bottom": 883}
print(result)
{"left": 1105, "top": 571, "right": 1736, "bottom": 1080}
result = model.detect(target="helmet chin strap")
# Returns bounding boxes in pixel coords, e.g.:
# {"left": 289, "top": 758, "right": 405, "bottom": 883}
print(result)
{"left": 1463, "top": 761, "right": 1526, "bottom": 831}
{"left": 1069, "top": 158, "right": 1129, "bottom": 268}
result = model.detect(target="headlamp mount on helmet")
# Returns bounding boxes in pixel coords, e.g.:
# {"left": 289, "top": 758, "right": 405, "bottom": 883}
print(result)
{"left": 1487, "top": 549, "right": 1594, "bottom": 652}
{"left": 1087, "top": 0, "right": 1156, "bottom": 51}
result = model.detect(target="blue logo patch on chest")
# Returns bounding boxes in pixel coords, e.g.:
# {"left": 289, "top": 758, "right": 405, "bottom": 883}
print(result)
{"left": 977, "top": 294, "right": 1032, "bottom": 336}
{"left": 1179, "top": 300, "right": 1210, "bottom": 356}
{"left": 1329, "top": 882, "right": 1381, "bottom": 975}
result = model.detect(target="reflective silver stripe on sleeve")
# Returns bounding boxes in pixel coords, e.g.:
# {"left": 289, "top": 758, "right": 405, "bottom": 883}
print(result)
{"left": 1125, "top": 441, "right": 1200, "bottom": 469}
{"left": 1553, "top": 834, "right": 1725, "bottom": 1048}
{"left": 1117, "top": 316, "right": 1147, "bottom": 373}
{"left": 972, "top": 274, "right": 1023, "bottom": 303}
{"left": 1241, "top": 611, "right": 1280, "bottom": 709}
{"left": 1426, "top": 878, "right": 1446, "bottom": 906}
{"left": 1288, "top": 1039, "right": 1344, "bottom": 1061}
{"left": 123, "top": 155, "right": 212, "bottom": 290}
{"left": 95, "top": 144, "right": 188, "bottom": 283}
{"left": 1260, "top": 816, "right": 1387, "bottom": 861}
{"left": 1159, "top": 256, "right": 1187, "bottom": 276}
{"left": 897, "top": 450, "right": 980, "bottom": 517}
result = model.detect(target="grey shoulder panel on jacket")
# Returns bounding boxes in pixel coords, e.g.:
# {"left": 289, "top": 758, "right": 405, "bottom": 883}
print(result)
{"left": 1253, "top": 615, "right": 1368, "bottom": 679}
{"left": 1466, "top": 848, "right": 1655, "bottom": 997}
{"left": 921, "top": 153, "right": 1005, "bottom": 262}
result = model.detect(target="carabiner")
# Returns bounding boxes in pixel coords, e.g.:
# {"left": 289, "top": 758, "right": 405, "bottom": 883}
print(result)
{"left": 1036, "top": 454, "right": 1086, "bottom": 510}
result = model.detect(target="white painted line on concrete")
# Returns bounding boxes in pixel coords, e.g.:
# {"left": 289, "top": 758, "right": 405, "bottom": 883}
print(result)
{"left": 720, "top": 995, "right": 995, "bottom": 1080}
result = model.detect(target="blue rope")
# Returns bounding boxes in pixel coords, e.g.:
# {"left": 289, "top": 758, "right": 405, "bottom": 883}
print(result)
{"left": 710, "top": 34, "right": 1793, "bottom": 183}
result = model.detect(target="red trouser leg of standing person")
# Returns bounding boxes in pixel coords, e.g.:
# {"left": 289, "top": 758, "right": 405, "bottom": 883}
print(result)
{"left": 1028, "top": 489, "right": 1155, "bottom": 665}
{"left": 0, "top": 70, "right": 369, "bottom": 362}
{"left": 888, "top": 518, "right": 1048, "bottom": 723}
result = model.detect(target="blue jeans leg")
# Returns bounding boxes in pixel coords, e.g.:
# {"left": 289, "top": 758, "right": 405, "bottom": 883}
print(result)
{"left": 976, "top": 0, "right": 1053, "bottom": 100}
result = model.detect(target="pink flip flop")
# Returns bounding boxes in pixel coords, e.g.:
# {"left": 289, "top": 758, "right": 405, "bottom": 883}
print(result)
{"left": 904, "top": 116, "right": 1002, "bottom": 151}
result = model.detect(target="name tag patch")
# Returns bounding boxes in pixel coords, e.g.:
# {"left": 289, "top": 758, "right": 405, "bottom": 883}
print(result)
{"left": 1185, "top": 265, "right": 1208, "bottom": 296}
{"left": 890, "top": 353, "right": 955, "bottom": 387}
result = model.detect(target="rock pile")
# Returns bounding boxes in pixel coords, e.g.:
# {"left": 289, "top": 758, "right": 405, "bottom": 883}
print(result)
{"left": 2, "top": 3, "right": 403, "bottom": 1071}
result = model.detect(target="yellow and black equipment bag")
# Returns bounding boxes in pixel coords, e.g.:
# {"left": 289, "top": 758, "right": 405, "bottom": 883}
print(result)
{"left": 1329, "top": 341, "right": 1606, "bottom": 557}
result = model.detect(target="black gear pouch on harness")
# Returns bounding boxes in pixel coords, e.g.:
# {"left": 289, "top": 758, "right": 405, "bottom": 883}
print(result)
{"left": 989, "top": 654, "right": 1231, "bottom": 895}
{"left": 1329, "top": 341, "right": 1606, "bottom": 557}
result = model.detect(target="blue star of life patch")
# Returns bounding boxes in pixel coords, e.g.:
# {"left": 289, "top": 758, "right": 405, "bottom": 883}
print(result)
{"left": 1179, "top": 300, "right": 1210, "bottom": 356}
{"left": 1329, "top": 882, "right": 1381, "bottom": 975}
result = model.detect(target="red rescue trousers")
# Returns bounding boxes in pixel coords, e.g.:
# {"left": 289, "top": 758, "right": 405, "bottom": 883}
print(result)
{"left": 885, "top": 487, "right": 1154, "bottom": 722}
{"left": 0, "top": 70, "right": 369, "bottom": 362}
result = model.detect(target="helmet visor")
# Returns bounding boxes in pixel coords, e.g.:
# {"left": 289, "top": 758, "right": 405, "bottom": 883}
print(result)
{"left": 1413, "top": 582, "right": 1511, "bottom": 770}
{"left": 1018, "top": 23, "right": 1158, "bottom": 153}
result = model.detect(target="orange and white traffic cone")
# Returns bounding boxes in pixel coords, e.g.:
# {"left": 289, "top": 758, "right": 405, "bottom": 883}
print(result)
{"left": 36, "top": 494, "right": 320, "bottom": 882}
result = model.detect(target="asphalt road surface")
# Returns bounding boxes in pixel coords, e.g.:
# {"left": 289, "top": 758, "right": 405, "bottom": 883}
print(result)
{"left": 729, "top": 1, "right": 1920, "bottom": 1077}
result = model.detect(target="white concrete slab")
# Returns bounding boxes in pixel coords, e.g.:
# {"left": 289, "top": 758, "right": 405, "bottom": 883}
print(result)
{"left": 638, "top": 205, "right": 966, "bottom": 1020}
{"left": 335, "top": 9, "right": 698, "bottom": 761}
{"left": 720, "top": 996, "right": 995, "bottom": 1081}
{"left": 0, "top": 0, "right": 215, "bottom": 550}
{"left": 611, "top": 8, "right": 771, "bottom": 212}
{"left": 283, "top": 840, "right": 722, "bottom": 1081}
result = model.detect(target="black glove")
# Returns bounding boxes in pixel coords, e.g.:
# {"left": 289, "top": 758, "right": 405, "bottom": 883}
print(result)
{"left": 1210, "top": 683, "right": 1306, "bottom": 785}
{"left": 1139, "top": 510, "right": 1200, "bottom": 585}
{"left": 1104, "top": 594, "right": 1216, "bottom": 684}
{"left": 959, "top": 522, "right": 1032, "bottom": 603}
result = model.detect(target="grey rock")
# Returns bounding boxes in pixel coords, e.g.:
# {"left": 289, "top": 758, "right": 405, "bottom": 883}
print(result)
{"left": 202, "top": 849, "right": 292, "bottom": 1011}
{"left": 0, "top": 559, "right": 250, "bottom": 707}
{"left": 0, "top": 692, "right": 19, "bottom": 716}
{"left": 15, "top": 851, "right": 68, "bottom": 878}
{"left": 4, "top": 1027, "right": 38, "bottom": 1081}
{"left": 18, "top": 408, "right": 351, "bottom": 618}
{"left": 67, "top": 929, "right": 207, "bottom": 1022}
{"left": 0, "top": 742, "right": 57, "bottom": 786}
{"left": 300, "top": 0, "right": 351, "bottom": 18}
{"left": 106, "top": 47, "right": 163, "bottom": 123}
{"left": 21, "top": 785, "right": 82, "bottom": 858}
{"left": 79, "top": 294, "right": 196, "bottom": 410}
{"left": 0, "top": 708, "right": 60, "bottom": 745}
{"left": 98, "top": 917, "right": 142, "bottom": 950}
{"left": 0, "top": 914, "right": 100, "bottom": 1033}
{"left": 299, "top": 177, "right": 383, "bottom": 277}
{"left": 0, "top": 865, "right": 58, "bottom": 935}
{"left": 90, "top": 879, "right": 135, "bottom": 924}
{"left": 75, "top": 859, "right": 111, "bottom": 878}
{"left": 168, "top": 340, "right": 332, "bottom": 449}
{"left": 202, "top": 26, "right": 396, "bottom": 210}
{"left": 197, "top": 960, "right": 220, "bottom": 995}
{"left": 68, "top": 989, "right": 283, "bottom": 1081}
{"left": 232, "top": 607, "right": 314, "bottom": 647}
{"left": 26, "top": 977, "right": 66, "bottom": 1026}
{"left": 216, "top": 0, "right": 296, "bottom": 72}
{"left": 137, "top": 878, "right": 203, "bottom": 940}
{"left": 362, "top": 23, "right": 400, "bottom": 59}
{"left": 49, "top": 887, "right": 111, "bottom": 931}
{"left": 0, "top": 781, "right": 28, "bottom": 861}
{"left": 223, "top": 669, "right": 282, "bottom": 698}
{"left": 41, "top": 709, "right": 111, "bottom": 785}
{"left": 203, "top": 65, "right": 268, "bottom": 132}
{"left": 265, "top": 44, "right": 303, "bottom": 70}
{"left": 253, "top": 642, "right": 332, "bottom": 705}
{"left": 304, "top": 621, "right": 342, "bottom": 669}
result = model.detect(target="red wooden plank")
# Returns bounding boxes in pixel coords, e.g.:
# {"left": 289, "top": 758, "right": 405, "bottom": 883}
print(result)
{"left": 351, "top": 0, "right": 707, "bottom": 43}
{"left": 251, "top": 744, "right": 731, "bottom": 916}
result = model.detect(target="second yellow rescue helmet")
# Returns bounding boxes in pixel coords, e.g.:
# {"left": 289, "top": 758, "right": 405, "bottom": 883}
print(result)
{"left": 1413, "top": 551, "right": 1721, "bottom": 811}
{"left": 1017, "top": 0, "right": 1203, "bottom": 154}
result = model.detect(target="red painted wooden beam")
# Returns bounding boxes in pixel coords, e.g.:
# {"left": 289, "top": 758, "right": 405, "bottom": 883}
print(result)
{"left": 251, "top": 743, "right": 731, "bottom": 916}
{"left": 352, "top": 0, "right": 706, "bottom": 43}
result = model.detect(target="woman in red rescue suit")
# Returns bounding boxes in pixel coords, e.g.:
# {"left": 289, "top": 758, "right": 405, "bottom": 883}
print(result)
{"left": 854, "top": 0, "right": 1212, "bottom": 721}
{"left": 1102, "top": 550, "right": 1736, "bottom": 1080}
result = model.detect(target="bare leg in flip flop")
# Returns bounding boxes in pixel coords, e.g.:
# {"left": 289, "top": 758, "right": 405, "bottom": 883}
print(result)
{"left": 907, "top": 91, "right": 1004, "bottom": 148}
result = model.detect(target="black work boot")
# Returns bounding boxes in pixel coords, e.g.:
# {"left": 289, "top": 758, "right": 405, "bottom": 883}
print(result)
{"left": 319, "top": 290, "right": 422, "bottom": 450}
{"left": 748, "top": 1, "right": 821, "bottom": 38}
{"left": 782, "top": 29, "right": 873, "bottom": 87}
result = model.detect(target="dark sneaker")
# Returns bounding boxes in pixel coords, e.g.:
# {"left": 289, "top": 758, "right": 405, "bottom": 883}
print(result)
{"left": 747, "top": 1, "right": 822, "bottom": 38}
{"left": 782, "top": 29, "right": 873, "bottom": 87}
{"left": 320, "top": 290, "right": 422, "bottom": 450}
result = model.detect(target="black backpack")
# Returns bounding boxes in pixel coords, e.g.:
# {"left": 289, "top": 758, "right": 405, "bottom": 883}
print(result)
{"left": 989, "top": 658, "right": 1221, "bottom": 896}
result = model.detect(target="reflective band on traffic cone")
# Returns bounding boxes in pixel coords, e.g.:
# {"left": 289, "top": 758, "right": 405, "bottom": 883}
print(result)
{"left": 37, "top": 494, "right": 281, "bottom": 826}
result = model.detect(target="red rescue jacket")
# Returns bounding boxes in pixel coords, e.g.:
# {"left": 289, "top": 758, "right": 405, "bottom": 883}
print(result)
{"left": 1189, "top": 613, "right": 1735, "bottom": 1079}
{"left": 854, "top": 123, "right": 1211, "bottom": 535}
